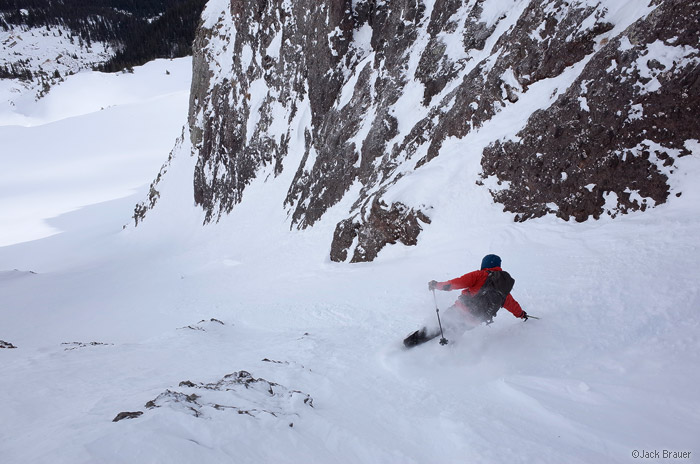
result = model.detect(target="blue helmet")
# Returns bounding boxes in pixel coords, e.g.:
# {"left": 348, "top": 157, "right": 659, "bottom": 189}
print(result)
{"left": 481, "top": 254, "right": 501, "bottom": 269}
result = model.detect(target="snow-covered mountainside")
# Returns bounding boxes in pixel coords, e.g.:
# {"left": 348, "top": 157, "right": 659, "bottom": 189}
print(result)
{"left": 0, "top": 24, "right": 113, "bottom": 100}
{"left": 1, "top": 1, "right": 699, "bottom": 463}
{"left": 0, "top": 24, "right": 112, "bottom": 79}
{"left": 135, "top": 0, "right": 699, "bottom": 263}
{"left": 1, "top": 59, "right": 699, "bottom": 462}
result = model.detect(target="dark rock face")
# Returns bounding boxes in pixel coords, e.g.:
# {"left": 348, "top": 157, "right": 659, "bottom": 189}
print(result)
{"left": 139, "top": 0, "right": 698, "bottom": 261}
{"left": 188, "top": 0, "right": 441, "bottom": 257}
{"left": 331, "top": 200, "right": 431, "bottom": 263}
{"left": 416, "top": 0, "right": 615, "bottom": 168}
{"left": 190, "top": 0, "right": 355, "bottom": 224}
{"left": 481, "top": 0, "right": 700, "bottom": 221}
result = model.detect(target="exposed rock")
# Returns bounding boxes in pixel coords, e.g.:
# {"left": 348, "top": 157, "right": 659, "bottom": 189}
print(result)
{"left": 331, "top": 200, "right": 431, "bottom": 263}
{"left": 0, "top": 340, "right": 17, "bottom": 349}
{"left": 132, "top": 131, "right": 186, "bottom": 226}
{"left": 184, "top": 0, "right": 437, "bottom": 248}
{"left": 112, "top": 411, "right": 143, "bottom": 422}
{"left": 146, "top": 390, "right": 203, "bottom": 416}
{"left": 141, "top": 370, "right": 313, "bottom": 420}
{"left": 418, "top": 0, "right": 615, "bottom": 167}
{"left": 190, "top": 0, "right": 356, "bottom": 224}
{"left": 177, "top": 318, "right": 227, "bottom": 331}
{"left": 62, "top": 342, "right": 113, "bottom": 351}
{"left": 481, "top": 0, "right": 700, "bottom": 221}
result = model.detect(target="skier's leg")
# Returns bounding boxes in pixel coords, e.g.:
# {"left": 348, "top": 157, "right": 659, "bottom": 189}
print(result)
{"left": 403, "top": 301, "right": 479, "bottom": 347}
{"left": 403, "top": 302, "right": 449, "bottom": 347}
{"left": 440, "top": 304, "right": 481, "bottom": 338}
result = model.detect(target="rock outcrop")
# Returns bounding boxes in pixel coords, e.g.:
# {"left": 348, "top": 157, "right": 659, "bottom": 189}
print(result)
{"left": 139, "top": 0, "right": 699, "bottom": 261}
{"left": 0, "top": 340, "right": 17, "bottom": 349}
{"left": 140, "top": 370, "right": 313, "bottom": 420}
{"left": 112, "top": 411, "right": 143, "bottom": 422}
{"left": 481, "top": 0, "right": 700, "bottom": 221}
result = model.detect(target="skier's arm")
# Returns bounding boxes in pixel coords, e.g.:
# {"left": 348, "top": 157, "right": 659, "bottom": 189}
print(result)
{"left": 503, "top": 294, "right": 525, "bottom": 318}
{"left": 435, "top": 271, "right": 480, "bottom": 291}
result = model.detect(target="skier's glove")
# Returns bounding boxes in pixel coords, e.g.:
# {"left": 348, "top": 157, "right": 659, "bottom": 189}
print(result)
{"left": 520, "top": 311, "right": 528, "bottom": 321}
{"left": 428, "top": 280, "right": 438, "bottom": 291}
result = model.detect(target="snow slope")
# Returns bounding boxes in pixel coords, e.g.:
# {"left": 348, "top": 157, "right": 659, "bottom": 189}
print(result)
{"left": 0, "top": 57, "right": 191, "bottom": 246}
{"left": 1, "top": 42, "right": 699, "bottom": 464}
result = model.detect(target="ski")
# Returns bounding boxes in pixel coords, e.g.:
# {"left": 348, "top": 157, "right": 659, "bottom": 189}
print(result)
{"left": 403, "top": 328, "right": 440, "bottom": 348}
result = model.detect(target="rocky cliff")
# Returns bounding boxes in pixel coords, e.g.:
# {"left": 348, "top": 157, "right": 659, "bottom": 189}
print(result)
{"left": 136, "top": 0, "right": 700, "bottom": 262}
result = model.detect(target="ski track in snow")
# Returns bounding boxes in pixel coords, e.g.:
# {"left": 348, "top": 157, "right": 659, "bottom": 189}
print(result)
{"left": 2, "top": 15, "right": 700, "bottom": 464}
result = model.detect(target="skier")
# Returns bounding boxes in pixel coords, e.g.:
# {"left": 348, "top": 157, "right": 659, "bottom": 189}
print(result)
{"left": 404, "top": 254, "right": 528, "bottom": 347}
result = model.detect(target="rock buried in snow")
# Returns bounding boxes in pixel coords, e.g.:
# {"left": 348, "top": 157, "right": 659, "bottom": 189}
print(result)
{"left": 0, "top": 270, "right": 37, "bottom": 281}
{"left": 62, "top": 341, "right": 113, "bottom": 351}
{"left": 262, "top": 358, "right": 311, "bottom": 371}
{"left": 145, "top": 390, "right": 203, "bottom": 417}
{"left": 142, "top": 371, "right": 313, "bottom": 420}
{"left": 178, "top": 318, "right": 226, "bottom": 331}
{"left": 0, "top": 340, "right": 17, "bottom": 349}
{"left": 112, "top": 411, "right": 143, "bottom": 422}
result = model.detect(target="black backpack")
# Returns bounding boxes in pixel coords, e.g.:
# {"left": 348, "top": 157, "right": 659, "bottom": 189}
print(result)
{"left": 460, "top": 270, "right": 515, "bottom": 322}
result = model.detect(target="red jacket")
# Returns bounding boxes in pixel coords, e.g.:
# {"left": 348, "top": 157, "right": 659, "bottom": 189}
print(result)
{"left": 436, "top": 267, "right": 524, "bottom": 318}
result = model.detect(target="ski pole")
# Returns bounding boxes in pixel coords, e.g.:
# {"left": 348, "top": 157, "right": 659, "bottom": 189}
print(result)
{"left": 432, "top": 289, "right": 448, "bottom": 345}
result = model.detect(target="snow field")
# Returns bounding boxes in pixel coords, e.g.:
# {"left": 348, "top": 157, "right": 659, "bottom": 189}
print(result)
{"left": 2, "top": 116, "right": 699, "bottom": 462}
{"left": 1, "top": 3, "right": 700, "bottom": 461}
{"left": 0, "top": 58, "right": 192, "bottom": 246}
